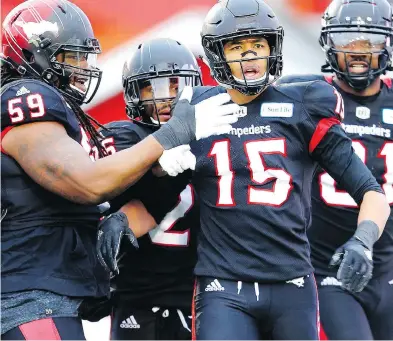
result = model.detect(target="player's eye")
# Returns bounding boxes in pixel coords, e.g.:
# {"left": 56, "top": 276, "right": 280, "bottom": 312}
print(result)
{"left": 231, "top": 45, "right": 242, "bottom": 51}
{"left": 254, "top": 43, "right": 265, "bottom": 49}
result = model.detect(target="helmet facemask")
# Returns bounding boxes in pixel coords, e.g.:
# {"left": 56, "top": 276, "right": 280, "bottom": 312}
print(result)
{"left": 49, "top": 38, "right": 102, "bottom": 104}
{"left": 123, "top": 71, "right": 201, "bottom": 128}
{"left": 202, "top": 29, "right": 283, "bottom": 96}
{"left": 321, "top": 26, "right": 393, "bottom": 91}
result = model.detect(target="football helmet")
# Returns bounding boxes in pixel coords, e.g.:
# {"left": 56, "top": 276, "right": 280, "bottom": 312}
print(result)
{"left": 320, "top": 0, "right": 393, "bottom": 90}
{"left": 201, "top": 0, "right": 284, "bottom": 95}
{"left": 2, "top": 0, "right": 102, "bottom": 104}
{"left": 122, "top": 38, "right": 201, "bottom": 128}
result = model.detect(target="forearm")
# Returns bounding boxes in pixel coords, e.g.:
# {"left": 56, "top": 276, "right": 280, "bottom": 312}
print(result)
{"left": 76, "top": 136, "right": 164, "bottom": 202}
{"left": 358, "top": 191, "right": 390, "bottom": 237}
{"left": 119, "top": 200, "right": 157, "bottom": 238}
{"left": 5, "top": 122, "right": 164, "bottom": 205}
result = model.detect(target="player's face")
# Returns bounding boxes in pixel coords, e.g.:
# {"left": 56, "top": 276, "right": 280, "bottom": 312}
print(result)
{"left": 223, "top": 37, "right": 270, "bottom": 83}
{"left": 331, "top": 33, "right": 386, "bottom": 74}
{"left": 56, "top": 51, "right": 97, "bottom": 93}
{"left": 139, "top": 77, "right": 180, "bottom": 124}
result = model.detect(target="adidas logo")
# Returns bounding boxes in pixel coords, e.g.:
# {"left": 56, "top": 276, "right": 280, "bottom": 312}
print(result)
{"left": 286, "top": 276, "right": 305, "bottom": 288}
{"left": 120, "top": 315, "right": 140, "bottom": 329}
{"left": 320, "top": 277, "right": 342, "bottom": 286}
{"left": 16, "top": 86, "right": 30, "bottom": 96}
{"left": 205, "top": 279, "right": 225, "bottom": 292}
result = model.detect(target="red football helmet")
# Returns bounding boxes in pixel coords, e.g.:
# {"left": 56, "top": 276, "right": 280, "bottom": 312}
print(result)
{"left": 2, "top": 0, "right": 102, "bottom": 104}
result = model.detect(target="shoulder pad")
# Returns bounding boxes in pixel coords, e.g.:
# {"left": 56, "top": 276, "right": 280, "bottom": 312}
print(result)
{"left": 1, "top": 79, "right": 80, "bottom": 136}
{"left": 190, "top": 86, "right": 226, "bottom": 105}
{"left": 381, "top": 76, "right": 392, "bottom": 90}
{"left": 273, "top": 80, "right": 315, "bottom": 103}
{"left": 303, "top": 80, "right": 344, "bottom": 121}
{"left": 101, "top": 120, "right": 152, "bottom": 151}
{"left": 275, "top": 74, "right": 325, "bottom": 85}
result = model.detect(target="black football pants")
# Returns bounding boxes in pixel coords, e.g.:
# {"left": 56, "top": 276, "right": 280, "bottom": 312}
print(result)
{"left": 111, "top": 305, "right": 192, "bottom": 340}
{"left": 193, "top": 275, "right": 319, "bottom": 340}
{"left": 316, "top": 268, "right": 393, "bottom": 340}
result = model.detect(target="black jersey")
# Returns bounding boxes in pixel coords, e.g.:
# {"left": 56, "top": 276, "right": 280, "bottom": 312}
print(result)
{"left": 189, "top": 81, "right": 381, "bottom": 283}
{"left": 278, "top": 74, "right": 393, "bottom": 276}
{"left": 1, "top": 79, "right": 108, "bottom": 297}
{"left": 101, "top": 121, "right": 199, "bottom": 308}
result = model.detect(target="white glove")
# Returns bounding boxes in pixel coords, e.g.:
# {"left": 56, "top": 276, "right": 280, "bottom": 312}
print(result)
{"left": 158, "top": 144, "right": 196, "bottom": 177}
{"left": 179, "top": 86, "right": 243, "bottom": 140}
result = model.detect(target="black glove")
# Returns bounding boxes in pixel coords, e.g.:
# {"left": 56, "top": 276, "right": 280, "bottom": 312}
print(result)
{"left": 96, "top": 212, "right": 139, "bottom": 275}
{"left": 78, "top": 296, "right": 112, "bottom": 322}
{"left": 329, "top": 236, "right": 373, "bottom": 293}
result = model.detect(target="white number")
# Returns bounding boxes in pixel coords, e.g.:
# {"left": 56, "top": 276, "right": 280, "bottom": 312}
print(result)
{"left": 149, "top": 184, "right": 194, "bottom": 247}
{"left": 101, "top": 137, "right": 116, "bottom": 155}
{"left": 91, "top": 137, "right": 117, "bottom": 160}
{"left": 8, "top": 94, "right": 45, "bottom": 123}
{"left": 208, "top": 139, "right": 234, "bottom": 206}
{"left": 320, "top": 141, "right": 393, "bottom": 206}
{"left": 80, "top": 127, "right": 96, "bottom": 161}
{"left": 246, "top": 139, "right": 293, "bottom": 206}
{"left": 8, "top": 98, "right": 24, "bottom": 123}
{"left": 209, "top": 138, "right": 293, "bottom": 207}
{"left": 27, "top": 94, "right": 45, "bottom": 118}
{"left": 378, "top": 142, "right": 393, "bottom": 205}
{"left": 333, "top": 88, "right": 345, "bottom": 120}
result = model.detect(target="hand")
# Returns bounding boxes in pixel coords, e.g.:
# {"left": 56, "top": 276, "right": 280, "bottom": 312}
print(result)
{"left": 152, "top": 86, "right": 242, "bottom": 149}
{"left": 329, "top": 236, "right": 373, "bottom": 293}
{"left": 96, "top": 211, "right": 138, "bottom": 275}
{"left": 181, "top": 86, "right": 242, "bottom": 140}
{"left": 158, "top": 144, "right": 196, "bottom": 177}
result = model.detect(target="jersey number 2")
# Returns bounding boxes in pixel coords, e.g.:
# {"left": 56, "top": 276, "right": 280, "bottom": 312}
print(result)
{"left": 320, "top": 141, "right": 393, "bottom": 206}
{"left": 149, "top": 184, "right": 194, "bottom": 247}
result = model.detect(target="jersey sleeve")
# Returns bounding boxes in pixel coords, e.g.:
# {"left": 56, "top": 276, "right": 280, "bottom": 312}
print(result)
{"left": 100, "top": 121, "right": 148, "bottom": 210}
{"left": 100, "top": 121, "right": 146, "bottom": 152}
{"left": 298, "top": 80, "right": 344, "bottom": 154}
{"left": 275, "top": 74, "right": 324, "bottom": 85}
{"left": 299, "top": 81, "right": 382, "bottom": 204}
{"left": 102, "top": 121, "right": 190, "bottom": 221}
{"left": 1, "top": 80, "right": 79, "bottom": 135}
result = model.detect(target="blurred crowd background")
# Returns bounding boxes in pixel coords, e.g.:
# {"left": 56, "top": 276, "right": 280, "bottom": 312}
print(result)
{"left": 3, "top": 0, "right": 392, "bottom": 127}
{"left": 2, "top": 0, "right": 357, "bottom": 126}
{"left": 2, "top": 0, "right": 393, "bottom": 339}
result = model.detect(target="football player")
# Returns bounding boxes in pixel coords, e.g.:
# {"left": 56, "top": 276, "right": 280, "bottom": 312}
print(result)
{"left": 1, "top": 1, "right": 239, "bottom": 339}
{"left": 277, "top": 0, "right": 393, "bottom": 339}
{"left": 170, "top": 0, "right": 390, "bottom": 339}
{"left": 96, "top": 38, "right": 201, "bottom": 340}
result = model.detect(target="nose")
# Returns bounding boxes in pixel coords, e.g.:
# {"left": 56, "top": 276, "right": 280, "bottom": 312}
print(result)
{"left": 157, "top": 100, "right": 171, "bottom": 110}
{"left": 241, "top": 50, "right": 258, "bottom": 58}
{"left": 79, "top": 57, "right": 89, "bottom": 69}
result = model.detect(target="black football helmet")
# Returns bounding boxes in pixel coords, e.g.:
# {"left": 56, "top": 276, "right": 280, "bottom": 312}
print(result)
{"left": 2, "top": 0, "right": 102, "bottom": 104}
{"left": 122, "top": 38, "right": 201, "bottom": 128}
{"left": 201, "top": 0, "right": 284, "bottom": 96}
{"left": 320, "top": 0, "right": 393, "bottom": 90}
